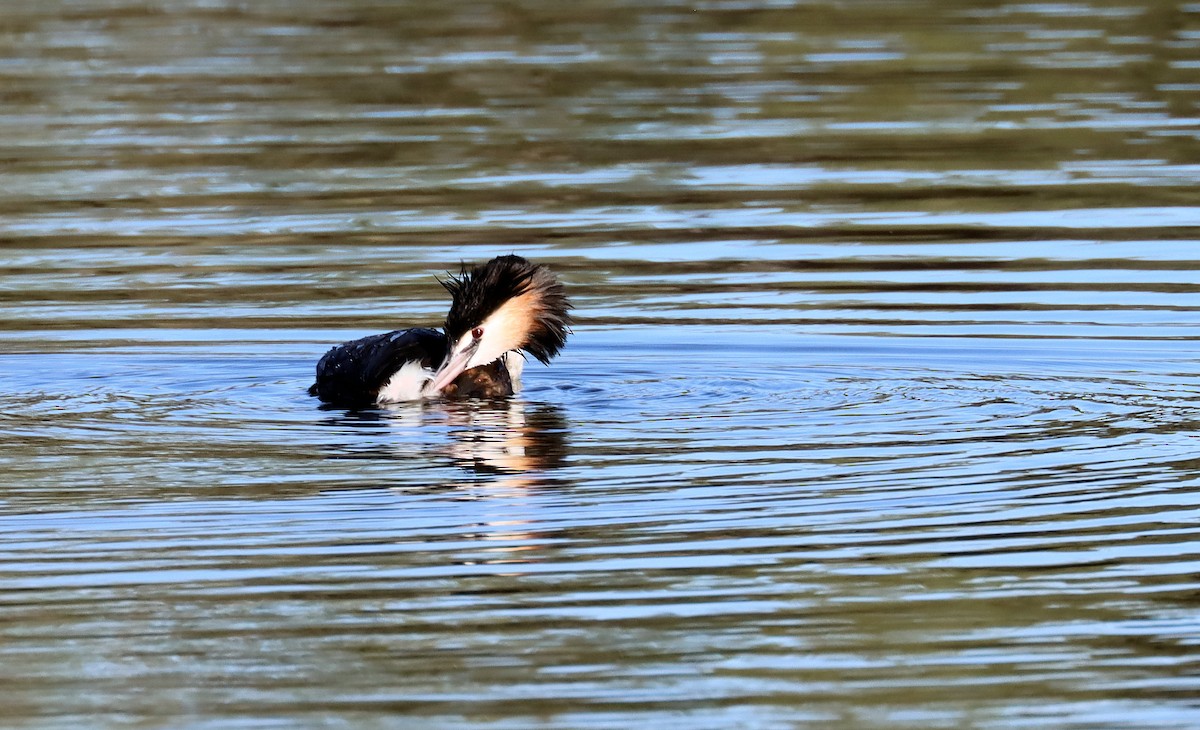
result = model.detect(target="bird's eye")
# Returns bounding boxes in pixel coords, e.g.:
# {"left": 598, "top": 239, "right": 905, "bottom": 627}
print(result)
{"left": 471, "top": 327, "right": 484, "bottom": 340}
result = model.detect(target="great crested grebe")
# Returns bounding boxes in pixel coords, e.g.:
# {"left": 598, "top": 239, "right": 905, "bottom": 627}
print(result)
{"left": 309, "top": 255, "right": 571, "bottom": 408}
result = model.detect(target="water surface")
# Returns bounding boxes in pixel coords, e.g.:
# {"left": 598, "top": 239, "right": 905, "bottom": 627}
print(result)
{"left": 2, "top": 1, "right": 1200, "bottom": 728}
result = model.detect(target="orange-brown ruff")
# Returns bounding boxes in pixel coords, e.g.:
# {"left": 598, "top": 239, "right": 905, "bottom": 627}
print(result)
{"left": 309, "top": 255, "right": 571, "bottom": 407}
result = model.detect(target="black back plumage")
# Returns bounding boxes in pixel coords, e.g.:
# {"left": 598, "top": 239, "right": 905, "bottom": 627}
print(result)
{"left": 440, "top": 254, "right": 572, "bottom": 364}
{"left": 309, "top": 327, "right": 445, "bottom": 408}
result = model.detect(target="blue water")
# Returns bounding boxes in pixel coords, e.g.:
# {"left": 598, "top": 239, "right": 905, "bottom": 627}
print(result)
{"left": 3, "top": 0, "right": 1200, "bottom": 727}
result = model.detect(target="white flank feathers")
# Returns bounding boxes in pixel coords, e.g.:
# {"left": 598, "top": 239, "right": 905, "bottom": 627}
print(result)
{"left": 376, "top": 361, "right": 434, "bottom": 403}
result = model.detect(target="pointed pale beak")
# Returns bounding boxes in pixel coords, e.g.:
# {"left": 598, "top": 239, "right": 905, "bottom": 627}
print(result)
{"left": 427, "top": 342, "right": 477, "bottom": 394}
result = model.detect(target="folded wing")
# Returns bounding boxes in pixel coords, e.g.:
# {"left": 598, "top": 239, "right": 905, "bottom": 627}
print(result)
{"left": 309, "top": 327, "right": 446, "bottom": 408}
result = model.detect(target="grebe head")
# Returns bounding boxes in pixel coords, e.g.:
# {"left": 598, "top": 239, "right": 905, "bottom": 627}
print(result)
{"left": 427, "top": 255, "right": 571, "bottom": 394}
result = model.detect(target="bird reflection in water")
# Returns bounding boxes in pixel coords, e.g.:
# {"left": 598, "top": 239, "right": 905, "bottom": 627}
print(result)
{"left": 318, "top": 399, "right": 568, "bottom": 484}
{"left": 440, "top": 399, "right": 568, "bottom": 478}
{"left": 317, "top": 400, "right": 568, "bottom": 569}
{"left": 437, "top": 400, "right": 568, "bottom": 570}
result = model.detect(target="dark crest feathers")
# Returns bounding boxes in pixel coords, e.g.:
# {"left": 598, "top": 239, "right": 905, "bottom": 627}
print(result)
{"left": 440, "top": 254, "right": 572, "bottom": 364}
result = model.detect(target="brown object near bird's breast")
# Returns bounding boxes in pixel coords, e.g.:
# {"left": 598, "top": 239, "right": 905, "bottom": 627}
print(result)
{"left": 443, "top": 360, "right": 513, "bottom": 399}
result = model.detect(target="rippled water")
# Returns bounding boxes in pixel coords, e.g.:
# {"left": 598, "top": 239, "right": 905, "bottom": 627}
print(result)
{"left": 3, "top": 1, "right": 1200, "bottom": 727}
